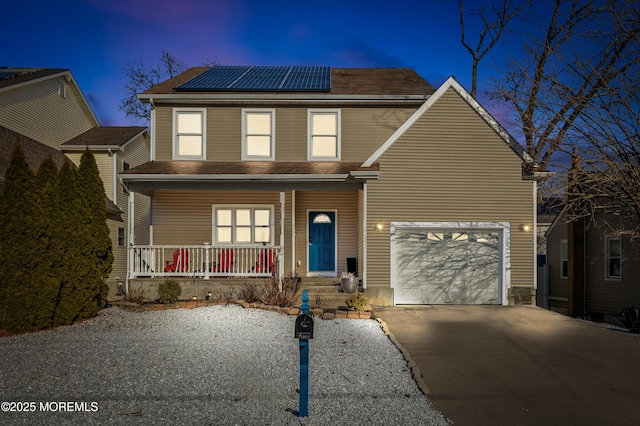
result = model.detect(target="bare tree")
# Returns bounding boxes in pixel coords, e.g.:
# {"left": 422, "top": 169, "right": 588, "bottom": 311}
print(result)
{"left": 458, "top": 0, "right": 526, "bottom": 98}
{"left": 119, "top": 51, "right": 189, "bottom": 123}
{"left": 491, "top": 0, "right": 639, "bottom": 171}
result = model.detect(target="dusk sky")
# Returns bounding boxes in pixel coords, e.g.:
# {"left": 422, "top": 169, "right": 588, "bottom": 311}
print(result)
{"left": 4, "top": 0, "right": 511, "bottom": 127}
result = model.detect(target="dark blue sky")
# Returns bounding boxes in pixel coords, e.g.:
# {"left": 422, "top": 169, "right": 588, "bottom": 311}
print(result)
{"left": 3, "top": 0, "right": 507, "bottom": 126}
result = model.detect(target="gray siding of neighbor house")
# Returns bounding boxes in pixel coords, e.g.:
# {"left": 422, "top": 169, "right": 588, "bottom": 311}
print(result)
{"left": 152, "top": 106, "right": 417, "bottom": 162}
{"left": 584, "top": 223, "right": 640, "bottom": 316}
{"left": 546, "top": 219, "right": 568, "bottom": 314}
{"left": 366, "top": 88, "right": 535, "bottom": 300}
{"left": 0, "top": 76, "right": 96, "bottom": 149}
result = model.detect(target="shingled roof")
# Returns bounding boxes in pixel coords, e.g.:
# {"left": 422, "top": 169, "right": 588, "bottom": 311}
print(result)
{"left": 0, "top": 68, "right": 69, "bottom": 90}
{"left": 140, "top": 67, "right": 435, "bottom": 97}
{"left": 61, "top": 127, "right": 148, "bottom": 149}
{"left": 121, "top": 161, "right": 378, "bottom": 177}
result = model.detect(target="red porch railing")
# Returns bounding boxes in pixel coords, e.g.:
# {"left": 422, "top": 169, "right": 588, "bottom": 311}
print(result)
{"left": 130, "top": 244, "right": 281, "bottom": 279}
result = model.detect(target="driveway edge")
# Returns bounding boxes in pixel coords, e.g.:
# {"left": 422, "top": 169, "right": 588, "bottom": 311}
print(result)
{"left": 375, "top": 317, "right": 431, "bottom": 395}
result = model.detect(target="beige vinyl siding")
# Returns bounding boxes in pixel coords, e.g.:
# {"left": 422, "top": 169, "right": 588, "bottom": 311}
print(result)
{"left": 0, "top": 77, "right": 96, "bottom": 149}
{"left": 123, "top": 133, "right": 150, "bottom": 168}
{"left": 152, "top": 190, "right": 284, "bottom": 246}
{"left": 64, "top": 152, "right": 115, "bottom": 205}
{"left": 154, "top": 106, "right": 417, "bottom": 162}
{"left": 366, "top": 88, "right": 535, "bottom": 291}
{"left": 584, "top": 220, "right": 640, "bottom": 315}
{"left": 294, "top": 191, "right": 359, "bottom": 276}
{"left": 546, "top": 218, "right": 568, "bottom": 313}
{"left": 341, "top": 108, "right": 416, "bottom": 161}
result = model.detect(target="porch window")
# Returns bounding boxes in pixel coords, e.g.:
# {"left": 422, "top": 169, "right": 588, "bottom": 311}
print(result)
{"left": 605, "top": 236, "right": 622, "bottom": 280}
{"left": 560, "top": 240, "right": 568, "bottom": 279}
{"left": 243, "top": 109, "right": 275, "bottom": 160}
{"left": 213, "top": 207, "right": 273, "bottom": 244}
{"left": 173, "top": 109, "right": 206, "bottom": 160}
{"left": 118, "top": 227, "right": 125, "bottom": 246}
{"left": 308, "top": 109, "right": 340, "bottom": 160}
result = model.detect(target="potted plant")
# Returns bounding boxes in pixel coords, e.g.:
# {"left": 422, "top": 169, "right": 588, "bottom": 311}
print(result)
{"left": 340, "top": 271, "right": 358, "bottom": 294}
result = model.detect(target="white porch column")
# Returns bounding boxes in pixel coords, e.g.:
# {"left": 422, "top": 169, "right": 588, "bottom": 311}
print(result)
{"left": 126, "top": 190, "right": 135, "bottom": 293}
{"left": 279, "top": 191, "right": 285, "bottom": 292}
{"left": 362, "top": 182, "right": 368, "bottom": 289}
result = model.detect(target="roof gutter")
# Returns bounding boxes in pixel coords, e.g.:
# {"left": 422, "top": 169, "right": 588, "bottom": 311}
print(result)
{"left": 119, "top": 173, "right": 351, "bottom": 182}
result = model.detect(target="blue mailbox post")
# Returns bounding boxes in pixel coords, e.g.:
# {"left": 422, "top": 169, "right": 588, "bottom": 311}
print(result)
{"left": 294, "top": 289, "right": 313, "bottom": 417}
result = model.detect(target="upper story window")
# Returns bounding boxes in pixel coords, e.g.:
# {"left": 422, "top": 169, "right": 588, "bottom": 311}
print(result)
{"left": 173, "top": 109, "right": 206, "bottom": 160}
{"left": 308, "top": 109, "right": 340, "bottom": 161}
{"left": 605, "top": 235, "right": 622, "bottom": 280}
{"left": 560, "top": 239, "right": 568, "bottom": 279}
{"left": 243, "top": 109, "right": 275, "bottom": 160}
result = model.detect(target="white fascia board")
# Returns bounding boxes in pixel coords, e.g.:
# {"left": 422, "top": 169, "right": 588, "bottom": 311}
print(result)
{"left": 363, "top": 76, "right": 536, "bottom": 168}
{"left": 349, "top": 171, "right": 380, "bottom": 179}
{"left": 119, "top": 173, "right": 350, "bottom": 182}
{"left": 119, "top": 128, "right": 150, "bottom": 150}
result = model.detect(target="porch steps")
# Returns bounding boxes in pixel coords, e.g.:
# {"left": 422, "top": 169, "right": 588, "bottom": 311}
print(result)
{"left": 297, "top": 277, "right": 363, "bottom": 306}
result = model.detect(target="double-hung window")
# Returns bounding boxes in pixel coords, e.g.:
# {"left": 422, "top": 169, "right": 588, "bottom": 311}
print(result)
{"left": 213, "top": 207, "right": 273, "bottom": 245}
{"left": 308, "top": 109, "right": 340, "bottom": 160}
{"left": 605, "top": 236, "right": 622, "bottom": 280}
{"left": 243, "top": 109, "right": 275, "bottom": 160}
{"left": 173, "top": 109, "right": 206, "bottom": 160}
{"left": 560, "top": 240, "right": 568, "bottom": 279}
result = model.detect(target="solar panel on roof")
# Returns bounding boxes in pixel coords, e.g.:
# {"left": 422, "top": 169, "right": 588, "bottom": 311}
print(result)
{"left": 176, "top": 66, "right": 331, "bottom": 92}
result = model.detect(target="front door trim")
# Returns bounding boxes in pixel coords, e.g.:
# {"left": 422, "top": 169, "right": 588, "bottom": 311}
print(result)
{"left": 307, "top": 209, "right": 338, "bottom": 277}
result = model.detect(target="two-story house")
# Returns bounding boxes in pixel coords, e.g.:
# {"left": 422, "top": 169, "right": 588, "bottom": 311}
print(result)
{"left": 0, "top": 67, "right": 150, "bottom": 297}
{"left": 121, "top": 65, "right": 538, "bottom": 306}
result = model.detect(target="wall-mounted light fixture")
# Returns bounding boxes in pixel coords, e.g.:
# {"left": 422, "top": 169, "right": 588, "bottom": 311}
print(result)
{"left": 206, "top": 291, "right": 212, "bottom": 300}
{"left": 374, "top": 224, "right": 383, "bottom": 231}
{"left": 192, "top": 295, "right": 197, "bottom": 301}
{"left": 520, "top": 224, "right": 532, "bottom": 232}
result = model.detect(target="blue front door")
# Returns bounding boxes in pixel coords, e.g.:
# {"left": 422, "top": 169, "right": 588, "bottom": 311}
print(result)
{"left": 309, "top": 212, "right": 335, "bottom": 272}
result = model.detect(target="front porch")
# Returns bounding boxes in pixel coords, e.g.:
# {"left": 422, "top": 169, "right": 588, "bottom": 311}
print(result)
{"left": 130, "top": 244, "right": 281, "bottom": 279}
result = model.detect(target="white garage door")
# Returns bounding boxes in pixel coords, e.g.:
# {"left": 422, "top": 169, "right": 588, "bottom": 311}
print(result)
{"left": 393, "top": 228, "right": 501, "bottom": 304}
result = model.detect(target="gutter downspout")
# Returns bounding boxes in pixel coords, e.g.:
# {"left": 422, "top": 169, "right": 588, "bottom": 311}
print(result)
{"left": 108, "top": 148, "right": 117, "bottom": 205}
{"left": 150, "top": 98, "right": 156, "bottom": 161}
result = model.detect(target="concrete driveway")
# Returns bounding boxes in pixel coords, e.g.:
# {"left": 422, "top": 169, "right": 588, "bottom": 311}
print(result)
{"left": 373, "top": 305, "right": 640, "bottom": 425}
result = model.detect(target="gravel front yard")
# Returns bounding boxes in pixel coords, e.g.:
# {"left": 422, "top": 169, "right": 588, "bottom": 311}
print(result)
{"left": 0, "top": 305, "right": 449, "bottom": 425}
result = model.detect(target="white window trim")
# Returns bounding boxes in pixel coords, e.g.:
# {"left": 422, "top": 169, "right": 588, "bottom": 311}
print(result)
{"left": 605, "top": 235, "right": 622, "bottom": 281}
{"left": 242, "top": 109, "right": 275, "bottom": 161}
{"left": 307, "top": 109, "right": 341, "bottom": 161}
{"left": 173, "top": 108, "right": 207, "bottom": 160}
{"left": 560, "top": 239, "right": 568, "bottom": 279}
{"left": 212, "top": 205, "right": 275, "bottom": 245}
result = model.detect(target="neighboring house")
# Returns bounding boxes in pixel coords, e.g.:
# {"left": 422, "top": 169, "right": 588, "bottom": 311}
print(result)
{"left": 121, "top": 65, "right": 538, "bottom": 306}
{"left": 545, "top": 206, "right": 640, "bottom": 318}
{"left": 0, "top": 67, "right": 150, "bottom": 297}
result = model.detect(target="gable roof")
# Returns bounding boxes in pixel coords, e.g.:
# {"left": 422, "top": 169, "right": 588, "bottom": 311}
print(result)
{"left": 0, "top": 68, "right": 68, "bottom": 90}
{"left": 140, "top": 67, "right": 435, "bottom": 98}
{"left": 0, "top": 67, "right": 100, "bottom": 127}
{"left": 362, "top": 76, "right": 538, "bottom": 170}
{"left": 61, "top": 127, "right": 148, "bottom": 151}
